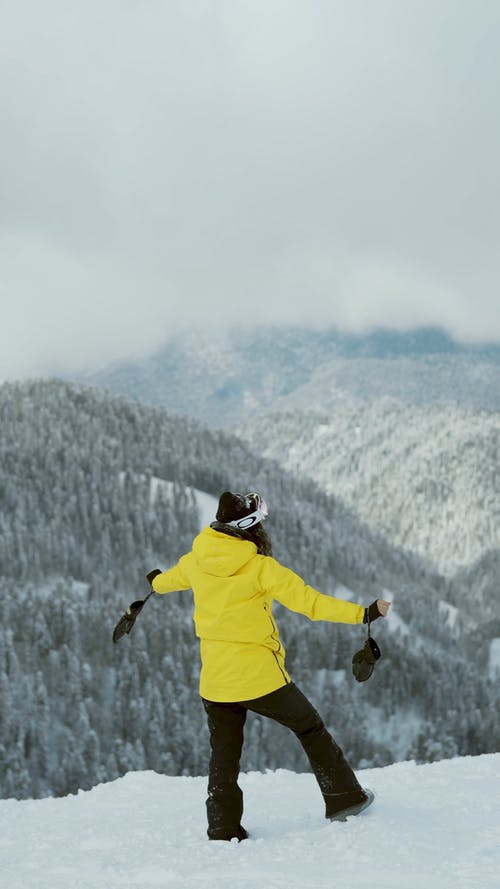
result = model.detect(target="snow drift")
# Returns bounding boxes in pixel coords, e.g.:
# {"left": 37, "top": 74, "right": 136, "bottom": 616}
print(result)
{"left": 1, "top": 754, "right": 499, "bottom": 889}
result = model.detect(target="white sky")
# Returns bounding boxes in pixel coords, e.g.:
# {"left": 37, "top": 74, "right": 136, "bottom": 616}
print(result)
{"left": 1, "top": 0, "right": 500, "bottom": 378}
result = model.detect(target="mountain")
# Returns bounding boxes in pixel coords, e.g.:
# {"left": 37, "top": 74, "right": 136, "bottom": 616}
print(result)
{"left": 65, "top": 323, "right": 500, "bottom": 586}
{"left": 71, "top": 325, "right": 500, "bottom": 428}
{"left": 1, "top": 755, "right": 498, "bottom": 889}
{"left": 267, "top": 353, "right": 500, "bottom": 416}
{"left": 237, "top": 401, "right": 500, "bottom": 579}
{"left": 1, "top": 379, "right": 498, "bottom": 801}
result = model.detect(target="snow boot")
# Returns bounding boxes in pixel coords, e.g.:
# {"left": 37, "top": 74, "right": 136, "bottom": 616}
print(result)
{"left": 325, "top": 788, "right": 374, "bottom": 822}
{"left": 209, "top": 824, "right": 248, "bottom": 842}
{"left": 232, "top": 825, "right": 248, "bottom": 842}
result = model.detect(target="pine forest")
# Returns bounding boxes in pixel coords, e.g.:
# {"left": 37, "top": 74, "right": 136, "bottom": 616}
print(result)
{"left": 0, "top": 379, "right": 499, "bottom": 799}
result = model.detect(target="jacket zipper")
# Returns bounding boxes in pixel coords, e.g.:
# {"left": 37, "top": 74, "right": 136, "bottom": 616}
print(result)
{"left": 264, "top": 603, "right": 289, "bottom": 684}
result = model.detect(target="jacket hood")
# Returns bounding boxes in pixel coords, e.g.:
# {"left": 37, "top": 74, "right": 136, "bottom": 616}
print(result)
{"left": 192, "top": 526, "right": 257, "bottom": 577}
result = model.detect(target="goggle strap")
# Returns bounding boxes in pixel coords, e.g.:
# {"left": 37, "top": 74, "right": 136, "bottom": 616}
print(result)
{"left": 226, "top": 507, "right": 265, "bottom": 530}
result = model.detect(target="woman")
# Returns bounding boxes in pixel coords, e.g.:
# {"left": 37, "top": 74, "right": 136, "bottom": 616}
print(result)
{"left": 151, "top": 490, "right": 390, "bottom": 841}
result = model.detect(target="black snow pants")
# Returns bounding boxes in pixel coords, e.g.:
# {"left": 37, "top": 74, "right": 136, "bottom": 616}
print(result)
{"left": 202, "top": 681, "right": 362, "bottom": 839}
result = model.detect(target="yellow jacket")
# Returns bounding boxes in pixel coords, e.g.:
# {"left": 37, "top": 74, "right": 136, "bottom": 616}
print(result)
{"left": 152, "top": 526, "right": 365, "bottom": 702}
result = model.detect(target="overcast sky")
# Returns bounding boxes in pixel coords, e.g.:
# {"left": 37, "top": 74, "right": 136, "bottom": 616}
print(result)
{"left": 1, "top": 0, "right": 500, "bottom": 379}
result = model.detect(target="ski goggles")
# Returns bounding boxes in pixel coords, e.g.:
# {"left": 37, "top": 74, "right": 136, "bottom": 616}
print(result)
{"left": 227, "top": 492, "right": 269, "bottom": 530}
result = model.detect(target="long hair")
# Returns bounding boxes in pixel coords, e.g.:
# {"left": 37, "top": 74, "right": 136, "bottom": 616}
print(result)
{"left": 210, "top": 521, "right": 273, "bottom": 556}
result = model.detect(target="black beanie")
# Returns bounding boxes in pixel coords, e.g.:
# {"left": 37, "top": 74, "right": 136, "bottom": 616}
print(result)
{"left": 216, "top": 491, "right": 255, "bottom": 524}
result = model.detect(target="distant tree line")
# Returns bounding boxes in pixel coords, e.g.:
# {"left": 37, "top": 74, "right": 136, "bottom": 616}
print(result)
{"left": 237, "top": 402, "right": 500, "bottom": 585}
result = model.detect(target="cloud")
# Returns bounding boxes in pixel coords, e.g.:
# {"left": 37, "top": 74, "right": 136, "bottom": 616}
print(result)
{"left": 1, "top": 0, "right": 500, "bottom": 378}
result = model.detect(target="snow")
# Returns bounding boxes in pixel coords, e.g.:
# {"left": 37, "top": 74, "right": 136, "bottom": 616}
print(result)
{"left": 149, "top": 474, "right": 171, "bottom": 505}
{"left": 316, "top": 667, "right": 346, "bottom": 692}
{"left": 118, "top": 471, "right": 218, "bottom": 530}
{"left": 385, "top": 608, "right": 410, "bottom": 637}
{"left": 333, "top": 584, "right": 356, "bottom": 601}
{"left": 1, "top": 755, "right": 499, "bottom": 889}
{"left": 24, "top": 578, "right": 90, "bottom": 601}
{"left": 439, "top": 600, "right": 459, "bottom": 631}
{"left": 489, "top": 638, "right": 500, "bottom": 678}
{"left": 192, "top": 489, "right": 218, "bottom": 529}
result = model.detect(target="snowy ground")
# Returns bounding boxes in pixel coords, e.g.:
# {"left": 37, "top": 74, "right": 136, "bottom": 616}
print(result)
{"left": 1, "top": 755, "right": 499, "bottom": 889}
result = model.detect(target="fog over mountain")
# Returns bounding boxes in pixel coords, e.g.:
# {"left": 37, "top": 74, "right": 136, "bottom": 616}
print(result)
{"left": 74, "top": 325, "right": 500, "bottom": 428}
{"left": 71, "top": 325, "right": 500, "bottom": 583}
{"left": 3, "top": 2, "right": 500, "bottom": 379}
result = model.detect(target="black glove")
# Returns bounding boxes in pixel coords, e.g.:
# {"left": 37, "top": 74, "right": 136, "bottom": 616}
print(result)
{"left": 112, "top": 599, "right": 147, "bottom": 643}
{"left": 112, "top": 569, "right": 161, "bottom": 644}
{"left": 352, "top": 636, "right": 382, "bottom": 682}
{"left": 146, "top": 568, "right": 161, "bottom": 586}
{"left": 363, "top": 600, "right": 382, "bottom": 624}
{"left": 354, "top": 600, "right": 383, "bottom": 681}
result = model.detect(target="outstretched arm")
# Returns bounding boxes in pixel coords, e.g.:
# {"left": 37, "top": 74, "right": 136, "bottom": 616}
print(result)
{"left": 151, "top": 553, "right": 192, "bottom": 595}
{"left": 260, "top": 558, "right": 391, "bottom": 626}
{"left": 261, "top": 558, "right": 365, "bottom": 624}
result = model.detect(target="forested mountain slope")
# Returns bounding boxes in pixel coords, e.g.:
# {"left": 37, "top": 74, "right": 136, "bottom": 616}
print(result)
{"left": 237, "top": 402, "right": 500, "bottom": 580}
{"left": 74, "top": 326, "right": 500, "bottom": 428}
{"left": 270, "top": 354, "right": 500, "bottom": 416}
{"left": 1, "top": 380, "right": 498, "bottom": 801}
